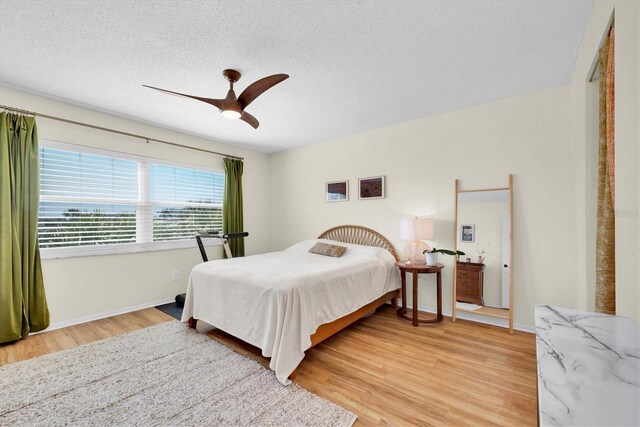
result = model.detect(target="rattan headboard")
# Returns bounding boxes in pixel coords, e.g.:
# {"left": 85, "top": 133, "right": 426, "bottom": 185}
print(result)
{"left": 317, "top": 225, "right": 399, "bottom": 261}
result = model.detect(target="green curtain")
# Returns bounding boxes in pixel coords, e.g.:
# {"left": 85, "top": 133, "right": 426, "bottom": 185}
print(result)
{"left": 0, "top": 112, "right": 49, "bottom": 344}
{"left": 222, "top": 158, "right": 245, "bottom": 258}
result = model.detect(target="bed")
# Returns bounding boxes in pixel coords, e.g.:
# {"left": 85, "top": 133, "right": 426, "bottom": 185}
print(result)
{"left": 181, "top": 225, "right": 400, "bottom": 384}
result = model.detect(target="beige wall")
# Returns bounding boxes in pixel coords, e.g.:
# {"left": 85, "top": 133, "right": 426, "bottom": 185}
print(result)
{"left": 571, "top": 0, "right": 640, "bottom": 321}
{"left": 270, "top": 0, "right": 640, "bottom": 326}
{"left": 0, "top": 86, "right": 272, "bottom": 326}
{"left": 270, "top": 85, "right": 576, "bottom": 327}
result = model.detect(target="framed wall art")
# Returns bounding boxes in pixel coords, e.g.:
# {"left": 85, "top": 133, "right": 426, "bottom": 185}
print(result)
{"left": 460, "top": 224, "right": 475, "bottom": 242}
{"left": 358, "top": 176, "right": 385, "bottom": 199}
{"left": 326, "top": 180, "right": 349, "bottom": 202}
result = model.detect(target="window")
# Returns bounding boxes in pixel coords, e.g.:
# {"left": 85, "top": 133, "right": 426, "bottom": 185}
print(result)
{"left": 39, "top": 148, "right": 139, "bottom": 248}
{"left": 38, "top": 141, "right": 224, "bottom": 257}
{"left": 150, "top": 164, "right": 223, "bottom": 242}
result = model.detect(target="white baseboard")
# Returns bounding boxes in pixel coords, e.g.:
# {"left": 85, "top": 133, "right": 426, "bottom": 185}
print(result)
{"left": 39, "top": 298, "right": 534, "bottom": 336}
{"left": 385, "top": 301, "right": 534, "bottom": 333}
{"left": 35, "top": 297, "right": 176, "bottom": 334}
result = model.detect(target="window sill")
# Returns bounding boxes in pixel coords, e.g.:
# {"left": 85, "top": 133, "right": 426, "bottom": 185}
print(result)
{"left": 40, "top": 239, "right": 221, "bottom": 260}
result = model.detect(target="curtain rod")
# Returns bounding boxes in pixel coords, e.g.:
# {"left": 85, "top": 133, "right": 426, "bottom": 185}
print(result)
{"left": 0, "top": 104, "right": 244, "bottom": 161}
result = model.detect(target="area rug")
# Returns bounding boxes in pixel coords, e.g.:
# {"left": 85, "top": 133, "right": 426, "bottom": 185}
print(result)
{"left": 0, "top": 321, "right": 356, "bottom": 426}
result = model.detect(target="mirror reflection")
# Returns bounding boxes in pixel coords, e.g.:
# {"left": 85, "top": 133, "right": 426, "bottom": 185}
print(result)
{"left": 456, "top": 190, "right": 510, "bottom": 309}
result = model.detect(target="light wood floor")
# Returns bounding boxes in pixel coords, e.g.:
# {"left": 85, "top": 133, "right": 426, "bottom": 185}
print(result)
{"left": 0, "top": 306, "right": 538, "bottom": 426}
{"left": 0, "top": 308, "right": 173, "bottom": 366}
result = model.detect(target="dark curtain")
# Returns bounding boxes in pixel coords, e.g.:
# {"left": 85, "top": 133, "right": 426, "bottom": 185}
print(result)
{"left": 0, "top": 112, "right": 49, "bottom": 343}
{"left": 222, "top": 158, "right": 244, "bottom": 258}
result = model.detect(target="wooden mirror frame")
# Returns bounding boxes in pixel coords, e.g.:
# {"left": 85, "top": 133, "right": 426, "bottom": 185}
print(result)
{"left": 452, "top": 175, "right": 514, "bottom": 334}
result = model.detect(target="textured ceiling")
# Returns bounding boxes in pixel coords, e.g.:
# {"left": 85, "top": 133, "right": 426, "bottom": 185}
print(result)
{"left": 0, "top": 0, "right": 592, "bottom": 153}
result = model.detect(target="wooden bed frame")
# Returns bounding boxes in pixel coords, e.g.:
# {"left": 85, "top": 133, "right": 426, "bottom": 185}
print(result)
{"left": 187, "top": 225, "right": 400, "bottom": 380}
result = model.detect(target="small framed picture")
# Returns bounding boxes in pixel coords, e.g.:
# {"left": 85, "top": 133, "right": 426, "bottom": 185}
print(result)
{"left": 358, "top": 176, "right": 385, "bottom": 199}
{"left": 460, "top": 224, "right": 475, "bottom": 242}
{"left": 326, "top": 180, "right": 349, "bottom": 202}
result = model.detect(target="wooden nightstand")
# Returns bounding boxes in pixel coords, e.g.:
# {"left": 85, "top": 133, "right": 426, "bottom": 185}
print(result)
{"left": 455, "top": 261, "right": 485, "bottom": 305}
{"left": 395, "top": 261, "right": 444, "bottom": 326}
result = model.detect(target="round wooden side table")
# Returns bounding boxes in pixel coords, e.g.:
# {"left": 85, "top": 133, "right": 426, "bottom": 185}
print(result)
{"left": 395, "top": 261, "right": 445, "bottom": 326}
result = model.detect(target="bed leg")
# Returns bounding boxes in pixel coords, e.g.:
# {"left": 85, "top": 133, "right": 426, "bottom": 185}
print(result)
{"left": 391, "top": 296, "right": 398, "bottom": 309}
{"left": 188, "top": 317, "right": 198, "bottom": 329}
{"left": 289, "top": 369, "right": 297, "bottom": 381}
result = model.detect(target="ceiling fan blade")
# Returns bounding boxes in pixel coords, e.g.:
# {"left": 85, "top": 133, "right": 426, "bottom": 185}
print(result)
{"left": 237, "top": 74, "right": 289, "bottom": 109}
{"left": 142, "top": 85, "right": 226, "bottom": 110}
{"left": 240, "top": 111, "right": 259, "bottom": 129}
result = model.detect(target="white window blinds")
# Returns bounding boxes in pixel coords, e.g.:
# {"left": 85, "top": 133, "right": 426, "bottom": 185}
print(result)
{"left": 38, "top": 142, "right": 224, "bottom": 253}
{"left": 39, "top": 147, "right": 138, "bottom": 248}
{"left": 149, "top": 164, "right": 223, "bottom": 242}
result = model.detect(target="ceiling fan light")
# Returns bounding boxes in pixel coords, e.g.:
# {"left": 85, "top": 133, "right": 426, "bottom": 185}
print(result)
{"left": 221, "top": 109, "right": 242, "bottom": 119}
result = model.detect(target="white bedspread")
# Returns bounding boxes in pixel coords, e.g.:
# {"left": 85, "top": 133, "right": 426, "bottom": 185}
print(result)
{"left": 181, "top": 239, "right": 400, "bottom": 384}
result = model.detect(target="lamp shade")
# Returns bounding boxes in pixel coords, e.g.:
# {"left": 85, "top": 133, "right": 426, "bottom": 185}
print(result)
{"left": 400, "top": 218, "right": 435, "bottom": 241}
{"left": 399, "top": 219, "right": 416, "bottom": 240}
{"left": 414, "top": 218, "right": 434, "bottom": 240}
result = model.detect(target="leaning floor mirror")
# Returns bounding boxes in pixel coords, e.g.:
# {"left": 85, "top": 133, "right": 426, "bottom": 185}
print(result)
{"left": 452, "top": 175, "right": 513, "bottom": 334}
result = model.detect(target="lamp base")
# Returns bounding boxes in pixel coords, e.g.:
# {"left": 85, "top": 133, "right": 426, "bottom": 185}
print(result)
{"left": 404, "top": 240, "right": 430, "bottom": 264}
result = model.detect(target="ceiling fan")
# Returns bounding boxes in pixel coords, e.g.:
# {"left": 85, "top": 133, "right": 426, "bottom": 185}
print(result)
{"left": 143, "top": 69, "right": 289, "bottom": 129}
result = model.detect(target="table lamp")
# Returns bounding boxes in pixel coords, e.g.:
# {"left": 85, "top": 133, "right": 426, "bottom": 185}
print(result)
{"left": 400, "top": 218, "right": 434, "bottom": 264}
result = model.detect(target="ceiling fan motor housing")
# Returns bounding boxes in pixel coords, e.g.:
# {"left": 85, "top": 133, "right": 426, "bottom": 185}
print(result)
{"left": 220, "top": 99, "right": 242, "bottom": 119}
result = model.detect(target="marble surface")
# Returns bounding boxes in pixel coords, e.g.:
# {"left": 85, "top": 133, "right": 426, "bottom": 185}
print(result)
{"left": 535, "top": 305, "right": 640, "bottom": 426}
